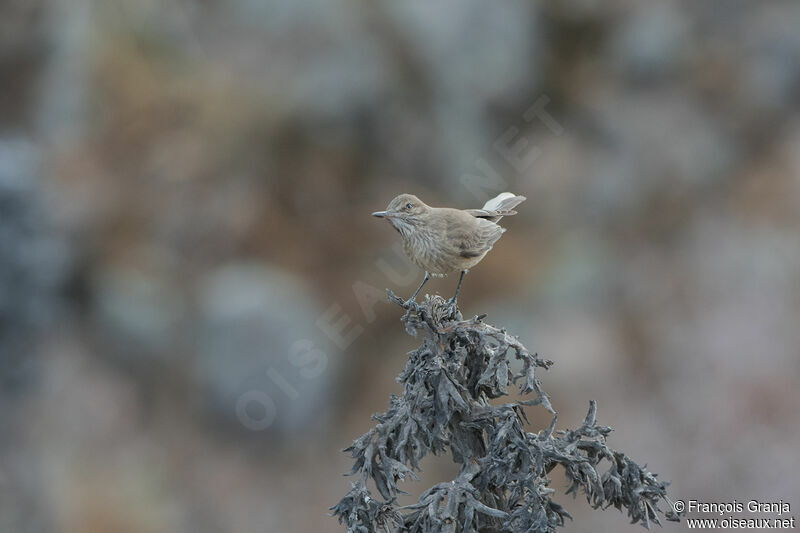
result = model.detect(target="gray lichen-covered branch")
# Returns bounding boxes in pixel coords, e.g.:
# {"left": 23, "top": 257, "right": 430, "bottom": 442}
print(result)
{"left": 332, "top": 292, "right": 681, "bottom": 533}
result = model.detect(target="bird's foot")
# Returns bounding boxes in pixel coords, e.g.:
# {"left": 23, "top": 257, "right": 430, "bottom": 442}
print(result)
{"left": 402, "top": 298, "right": 420, "bottom": 321}
{"left": 402, "top": 302, "right": 414, "bottom": 321}
{"left": 446, "top": 298, "right": 459, "bottom": 316}
{"left": 386, "top": 289, "right": 422, "bottom": 322}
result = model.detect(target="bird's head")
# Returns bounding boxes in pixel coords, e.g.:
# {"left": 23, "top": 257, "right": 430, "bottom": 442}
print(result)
{"left": 372, "top": 194, "right": 430, "bottom": 236}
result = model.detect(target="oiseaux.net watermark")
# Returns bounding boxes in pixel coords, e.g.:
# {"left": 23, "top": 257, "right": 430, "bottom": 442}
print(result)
{"left": 674, "top": 499, "right": 795, "bottom": 529}
{"left": 235, "top": 95, "right": 564, "bottom": 431}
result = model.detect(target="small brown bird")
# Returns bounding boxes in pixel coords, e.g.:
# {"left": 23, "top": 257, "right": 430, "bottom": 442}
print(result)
{"left": 372, "top": 192, "right": 526, "bottom": 310}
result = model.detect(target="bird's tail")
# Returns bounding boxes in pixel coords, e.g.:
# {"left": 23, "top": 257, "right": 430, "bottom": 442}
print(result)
{"left": 468, "top": 192, "right": 526, "bottom": 222}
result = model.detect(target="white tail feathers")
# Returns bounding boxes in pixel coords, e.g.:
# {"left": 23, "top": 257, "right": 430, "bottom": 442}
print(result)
{"left": 466, "top": 192, "right": 526, "bottom": 223}
{"left": 482, "top": 192, "right": 526, "bottom": 212}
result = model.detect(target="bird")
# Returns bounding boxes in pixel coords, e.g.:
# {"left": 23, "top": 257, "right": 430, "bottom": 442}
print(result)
{"left": 372, "top": 192, "right": 526, "bottom": 314}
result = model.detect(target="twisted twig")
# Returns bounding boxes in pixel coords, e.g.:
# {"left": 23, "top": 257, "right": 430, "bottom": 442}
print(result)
{"left": 332, "top": 293, "right": 680, "bottom": 532}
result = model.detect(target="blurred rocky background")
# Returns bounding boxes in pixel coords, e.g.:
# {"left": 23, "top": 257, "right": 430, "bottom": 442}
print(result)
{"left": 0, "top": 0, "right": 798, "bottom": 532}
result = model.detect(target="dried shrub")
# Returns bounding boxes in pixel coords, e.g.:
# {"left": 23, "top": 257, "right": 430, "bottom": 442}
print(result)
{"left": 332, "top": 292, "right": 681, "bottom": 532}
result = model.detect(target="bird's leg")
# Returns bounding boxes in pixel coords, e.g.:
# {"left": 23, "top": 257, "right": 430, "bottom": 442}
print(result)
{"left": 408, "top": 272, "right": 431, "bottom": 303}
{"left": 449, "top": 270, "right": 467, "bottom": 306}
{"left": 403, "top": 272, "right": 430, "bottom": 320}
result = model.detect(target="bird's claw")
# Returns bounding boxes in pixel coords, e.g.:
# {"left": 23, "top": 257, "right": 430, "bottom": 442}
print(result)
{"left": 402, "top": 298, "right": 418, "bottom": 321}
{"left": 446, "top": 298, "right": 459, "bottom": 316}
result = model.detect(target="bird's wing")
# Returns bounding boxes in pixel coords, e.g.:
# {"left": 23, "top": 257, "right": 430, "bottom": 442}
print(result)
{"left": 444, "top": 213, "right": 505, "bottom": 258}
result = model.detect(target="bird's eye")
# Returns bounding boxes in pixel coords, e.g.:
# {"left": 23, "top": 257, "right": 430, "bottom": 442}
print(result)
{"left": 405, "top": 203, "right": 413, "bottom": 210}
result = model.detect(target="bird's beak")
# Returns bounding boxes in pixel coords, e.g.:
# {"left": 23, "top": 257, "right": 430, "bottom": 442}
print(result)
{"left": 372, "top": 211, "right": 387, "bottom": 218}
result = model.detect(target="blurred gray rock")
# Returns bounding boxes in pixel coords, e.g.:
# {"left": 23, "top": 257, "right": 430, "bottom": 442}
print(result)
{"left": 194, "top": 0, "right": 539, "bottom": 192}
{"left": 612, "top": 2, "right": 689, "bottom": 79}
{"left": 205, "top": 0, "right": 393, "bottom": 120}
{"left": 196, "top": 263, "right": 338, "bottom": 434}
{"left": 0, "top": 139, "right": 69, "bottom": 394}
{"left": 388, "top": 0, "right": 539, "bottom": 185}
{"left": 0, "top": 139, "right": 68, "bottom": 533}
{"left": 37, "top": 0, "right": 91, "bottom": 147}
{"left": 92, "top": 260, "right": 186, "bottom": 357}
{"left": 739, "top": 4, "right": 800, "bottom": 113}
{"left": 583, "top": 91, "right": 736, "bottom": 219}
{"left": 0, "top": 0, "right": 48, "bottom": 131}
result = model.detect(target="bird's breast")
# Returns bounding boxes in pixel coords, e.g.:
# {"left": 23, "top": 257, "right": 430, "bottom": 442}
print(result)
{"left": 401, "top": 227, "right": 461, "bottom": 274}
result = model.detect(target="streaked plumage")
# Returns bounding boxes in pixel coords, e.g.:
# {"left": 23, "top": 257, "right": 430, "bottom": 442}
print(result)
{"left": 372, "top": 192, "right": 525, "bottom": 310}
